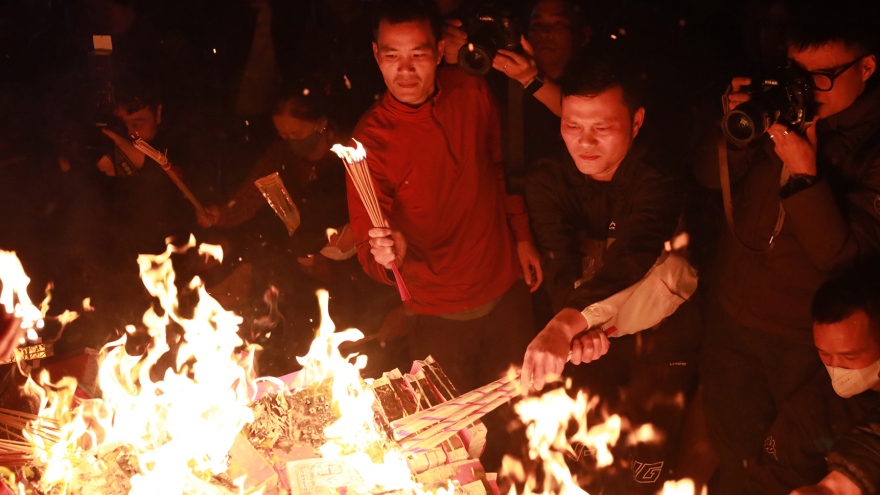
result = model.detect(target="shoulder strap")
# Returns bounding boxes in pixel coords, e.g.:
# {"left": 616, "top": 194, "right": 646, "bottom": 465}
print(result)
{"left": 717, "top": 126, "right": 785, "bottom": 253}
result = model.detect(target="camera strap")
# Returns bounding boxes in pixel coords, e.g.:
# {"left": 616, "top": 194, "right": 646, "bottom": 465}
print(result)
{"left": 717, "top": 128, "right": 786, "bottom": 253}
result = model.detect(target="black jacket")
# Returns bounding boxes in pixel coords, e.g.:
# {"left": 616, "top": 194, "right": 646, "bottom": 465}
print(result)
{"left": 695, "top": 86, "right": 880, "bottom": 342}
{"left": 525, "top": 142, "right": 684, "bottom": 312}
{"left": 828, "top": 406, "right": 880, "bottom": 495}
{"left": 746, "top": 370, "right": 880, "bottom": 495}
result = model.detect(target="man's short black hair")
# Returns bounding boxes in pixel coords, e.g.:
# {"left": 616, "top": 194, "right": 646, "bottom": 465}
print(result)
{"left": 530, "top": 0, "right": 590, "bottom": 34}
{"left": 558, "top": 47, "right": 644, "bottom": 115}
{"left": 787, "top": 0, "right": 879, "bottom": 55}
{"left": 114, "top": 78, "right": 162, "bottom": 115}
{"left": 273, "top": 75, "right": 332, "bottom": 121}
{"left": 372, "top": 0, "right": 443, "bottom": 44}
{"left": 812, "top": 262, "right": 880, "bottom": 336}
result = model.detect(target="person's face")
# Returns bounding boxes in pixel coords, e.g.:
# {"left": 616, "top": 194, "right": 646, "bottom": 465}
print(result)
{"left": 116, "top": 105, "right": 161, "bottom": 143}
{"left": 560, "top": 86, "right": 644, "bottom": 181}
{"left": 789, "top": 41, "right": 877, "bottom": 119}
{"left": 814, "top": 310, "right": 880, "bottom": 374}
{"left": 373, "top": 20, "right": 444, "bottom": 106}
{"left": 528, "top": 0, "right": 581, "bottom": 72}
{"left": 272, "top": 113, "right": 326, "bottom": 141}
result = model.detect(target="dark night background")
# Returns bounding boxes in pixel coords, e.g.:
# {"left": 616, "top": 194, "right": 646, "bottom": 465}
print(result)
{"left": 0, "top": 0, "right": 870, "bottom": 374}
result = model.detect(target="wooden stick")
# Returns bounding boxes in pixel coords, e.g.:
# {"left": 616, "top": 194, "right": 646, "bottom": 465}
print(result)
{"left": 132, "top": 136, "right": 207, "bottom": 215}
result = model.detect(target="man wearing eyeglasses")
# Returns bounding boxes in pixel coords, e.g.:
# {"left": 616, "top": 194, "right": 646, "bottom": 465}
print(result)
{"left": 694, "top": 3, "right": 880, "bottom": 494}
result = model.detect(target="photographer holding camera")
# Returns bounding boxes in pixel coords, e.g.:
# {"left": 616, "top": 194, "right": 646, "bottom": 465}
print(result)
{"left": 695, "top": 3, "right": 880, "bottom": 493}
{"left": 442, "top": 0, "right": 590, "bottom": 166}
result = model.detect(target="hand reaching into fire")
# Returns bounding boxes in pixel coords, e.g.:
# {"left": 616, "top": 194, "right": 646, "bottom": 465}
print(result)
{"left": 521, "top": 308, "right": 589, "bottom": 392}
{"left": 517, "top": 240, "right": 543, "bottom": 292}
{"left": 790, "top": 471, "right": 862, "bottom": 495}
{"left": 368, "top": 222, "right": 407, "bottom": 269}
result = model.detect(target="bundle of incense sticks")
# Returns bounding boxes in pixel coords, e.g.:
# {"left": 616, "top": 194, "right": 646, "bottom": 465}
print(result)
{"left": 392, "top": 326, "right": 619, "bottom": 456}
{"left": 331, "top": 140, "right": 410, "bottom": 301}
{"left": 0, "top": 408, "right": 62, "bottom": 466}
{"left": 392, "top": 372, "right": 520, "bottom": 456}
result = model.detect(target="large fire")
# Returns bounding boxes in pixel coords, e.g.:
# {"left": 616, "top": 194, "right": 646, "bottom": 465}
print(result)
{"left": 0, "top": 243, "right": 697, "bottom": 495}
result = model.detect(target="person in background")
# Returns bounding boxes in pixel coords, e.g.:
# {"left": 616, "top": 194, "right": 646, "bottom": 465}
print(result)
{"left": 442, "top": 0, "right": 591, "bottom": 164}
{"left": 350, "top": 0, "right": 542, "bottom": 470}
{"left": 198, "top": 79, "right": 348, "bottom": 261}
{"left": 693, "top": 2, "right": 880, "bottom": 492}
{"left": 197, "top": 78, "right": 372, "bottom": 376}
{"left": 520, "top": 49, "right": 699, "bottom": 492}
{"left": 744, "top": 263, "right": 880, "bottom": 495}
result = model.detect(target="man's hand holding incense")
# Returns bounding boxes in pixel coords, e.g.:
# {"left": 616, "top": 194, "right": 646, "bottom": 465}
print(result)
{"left": 517, "top": 240, "right": 544, "bottom": 292}
{"left": 369, "top": 225, "right": 407, "bottom": 269}
{"left": 570, "top": 328, "right": 610, "bottom": 365}
{"left": 521, "top": 308, "right": 589, "bottom": 392}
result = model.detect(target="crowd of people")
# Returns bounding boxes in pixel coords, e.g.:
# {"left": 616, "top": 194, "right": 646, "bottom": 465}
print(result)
{"left": 2, "top": 0, "right": 880, "bottom": 494}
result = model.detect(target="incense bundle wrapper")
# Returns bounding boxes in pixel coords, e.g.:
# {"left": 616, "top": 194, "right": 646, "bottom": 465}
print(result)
{"left": 254, "top": 172, "right": 301, "bottom": 236}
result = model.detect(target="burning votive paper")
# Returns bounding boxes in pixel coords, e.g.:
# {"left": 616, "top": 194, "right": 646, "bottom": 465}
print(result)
{"left": 255, "top": 172, "right": 301, "bottom": 236}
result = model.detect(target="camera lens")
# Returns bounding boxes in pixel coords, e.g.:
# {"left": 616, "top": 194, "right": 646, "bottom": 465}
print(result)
{"left": 458, "top": 44, "right": 495, "bottom": 76}
{"left": 723, "top": 110, "right": 759, "bottom": 144}
{"left": 722, "top": 100, "right": 775, "bottom": 145}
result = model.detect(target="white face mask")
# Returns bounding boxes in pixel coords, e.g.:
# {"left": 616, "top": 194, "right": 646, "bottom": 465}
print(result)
{"left": 825, "top": 359, "right": 880, "bottom": 398}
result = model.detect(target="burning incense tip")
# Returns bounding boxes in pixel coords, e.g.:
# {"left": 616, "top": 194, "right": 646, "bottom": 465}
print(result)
{"left": 331, "top": 139, "right": 367, "bottom": 163}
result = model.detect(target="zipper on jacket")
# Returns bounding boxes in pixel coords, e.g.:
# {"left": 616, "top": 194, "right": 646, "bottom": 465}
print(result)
{"left": 430, "top": 107, "right": 460, "bottom": 166}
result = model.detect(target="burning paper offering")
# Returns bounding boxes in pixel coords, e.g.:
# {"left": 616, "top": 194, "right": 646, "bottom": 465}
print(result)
{"left": 255, "top": 172, "right": 301, "bottom": 236}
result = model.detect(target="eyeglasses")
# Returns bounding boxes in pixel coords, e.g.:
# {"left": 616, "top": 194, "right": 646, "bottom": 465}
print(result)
{"left": 805, "top": 55, "right": 866, "bottom": 91}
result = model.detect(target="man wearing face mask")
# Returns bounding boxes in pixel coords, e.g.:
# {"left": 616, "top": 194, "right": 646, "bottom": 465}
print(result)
{"left": 198, "top": 80, "right": 349, "bottom": 262}
{"left": 743, "top": 264, "right": 880, "bottom": 495}
{"left": 694, "top": 3, "right": 880, "bottom": 492}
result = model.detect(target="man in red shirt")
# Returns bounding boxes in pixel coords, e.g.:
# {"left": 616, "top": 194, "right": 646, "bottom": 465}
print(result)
{"left": 348, "top": 0, "right": 541, "bottom": 455}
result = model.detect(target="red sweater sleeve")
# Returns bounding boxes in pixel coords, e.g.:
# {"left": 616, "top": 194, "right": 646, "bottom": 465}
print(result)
{"left": 485, "top": 81, "right": 533, "bottom": 243}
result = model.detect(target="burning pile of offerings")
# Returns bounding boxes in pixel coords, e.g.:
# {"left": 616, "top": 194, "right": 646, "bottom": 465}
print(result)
{"left": 0, "top": 242, "right": 495, "bottom": 495}
{"left": 245, "top": 356, "right": 495, "bottom": 495}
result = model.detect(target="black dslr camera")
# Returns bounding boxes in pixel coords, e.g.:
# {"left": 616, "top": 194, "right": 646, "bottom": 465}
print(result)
{"left": 457, "top": 6, "right": 521, "bottom": 77}
{"left": 722, "top": 64, "right": 815, "bottom": 145}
